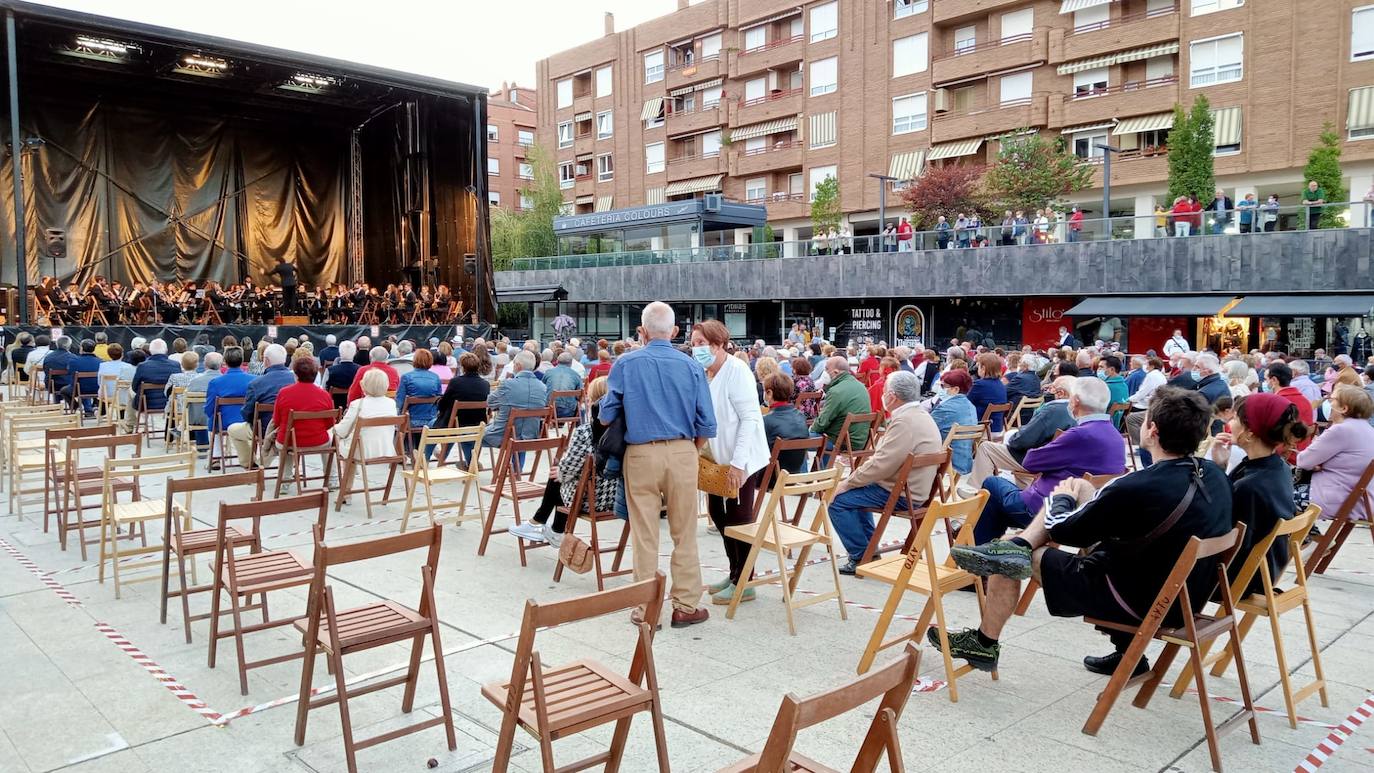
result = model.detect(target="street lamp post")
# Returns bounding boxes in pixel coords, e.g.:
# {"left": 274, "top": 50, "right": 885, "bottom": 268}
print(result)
{"left": 1094, "top": 143, "right": 1120, "bottom": 236}
{"left": 868, "top": 173, "right": 901, "bottom": 254}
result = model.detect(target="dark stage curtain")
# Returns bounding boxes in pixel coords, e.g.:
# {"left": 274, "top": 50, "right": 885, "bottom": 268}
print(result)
{"left": 0, "top": 99, "right": 345, "bottom": 287}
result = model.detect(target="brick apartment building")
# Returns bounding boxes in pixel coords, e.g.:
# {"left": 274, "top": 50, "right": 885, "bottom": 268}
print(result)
{"left": 486, "top": 82, "right": 538, "bottom": 212}
{"left": 534, "top": 0, "right": 1374, "bottom": 245}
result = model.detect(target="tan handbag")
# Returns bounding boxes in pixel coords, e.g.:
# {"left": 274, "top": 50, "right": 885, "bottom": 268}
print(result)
{"left": 697, "top": 455, "right": 740, "bottom": 499}
{"left": 558, "top": 534, "right": 594, "bottom": 574}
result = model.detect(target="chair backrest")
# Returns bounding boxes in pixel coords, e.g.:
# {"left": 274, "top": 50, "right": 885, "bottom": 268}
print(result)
{"left": 943, "top": 423, "right": 984, "bottom": 449}
{"left": 835, "top": 411, "right": 880, "bottom": 456}
{"left": 315, "top": 522, "right": 441, "bottom": 571}
{"left": 1082, "top": 471, "right": 1124, "bottom": 489}
{"left": 209, "top": 396, "right": 246, "bottom": 432}
{"left": 67, "top": 432, "right": 142, "bottom": 465}
{"left": 1226, "top": 506, "right": 1319, "bottom": 601}
{"left": 1143, "top": 525, "right": 1245, "bottom": 630}
{"left": 138, "top": 382, "right": 163, "bottom": 410}
{"left": 1330, "top": 458, "right": 1374, "bottom": 523}
{"left": 252, "top": 403, "right": 274, "bottom": 435}
{"left": 103, "top": 451, "right": 195, "bottom": 500}
{"left": 414, "top": 424, "right": 485, "bottom": 472}
{"left": 503, "top": 406, "right": 552, "bottom": 441}
{"left": 447, "top": 400, "right": 490, "bottom": 428}
{"left": 400, "top": 395, "right": 439, "bottom": 415}
{"left": 73, "top": 371, "right": 99, "bottom": 397}
{"left": 980, "top": 401, "right": 1013, "bottom": 425}
{"left": 752, "top": 436, "right": 826, "bottom": 518}
{"left": 166, "top": 469, "right": 265, "bottom": 540}
{"left": 217, "top": 489, "right": 328, "bottom": 529}
{"left": 751, "top": 644, "right": 921, "bottom": 772}
{"left": 343, "top": 415, "right": 406, "bottom": 461}
{"left": 284, "top": 409, "right": 339, "bottom": 449}
{"left": 909, "top": 449, "right": 952, "bottom": 507}
{"left": 1107, "top": 401, "right": 1131, "bottom": 423}
{"left": 925, "top": 490, "right": 990, "bottom": 553}
{"left": 795, "top": 390, "right": 822, "bottom": 407}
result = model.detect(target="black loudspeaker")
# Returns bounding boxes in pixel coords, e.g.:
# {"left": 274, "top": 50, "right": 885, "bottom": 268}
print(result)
{"left": 44, "top": 228, "right": 65, "bottom": 259}
{"left": 463, "top": 253, "right": 477, "bottom": 275}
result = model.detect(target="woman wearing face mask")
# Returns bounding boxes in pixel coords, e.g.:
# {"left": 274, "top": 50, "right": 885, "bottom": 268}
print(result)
{"left": 691, "top": 320, "right": 771, "bottom": 605}
{"left": 507, "top": 377, "right": 620, "bottom": 546}
{"left": 929, "top": 369, "right": 978, "bottom": 476}
{"left": 1210, "top": 392, "right": 1309, "bottom": 595}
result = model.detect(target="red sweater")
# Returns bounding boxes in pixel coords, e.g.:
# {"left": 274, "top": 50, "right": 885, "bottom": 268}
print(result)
{"left": 273, "top": 382, "right": 335, "bottom": 446}
{"left": 347, "top": 362, "right": 400, "bottom": 403}
{"left": 587, "top": 361, "right": 612, "bottom": 382}
{"left": 1275, "top": 386, "right": 1315, "bottom": 453}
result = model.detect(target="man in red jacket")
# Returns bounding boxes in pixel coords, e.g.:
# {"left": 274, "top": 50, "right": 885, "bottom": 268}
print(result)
{"left": 347, "top": 344, "right": 400, "bottom": 403}
{"left": 271, "top": 358, "right": 336, "bottom": 459}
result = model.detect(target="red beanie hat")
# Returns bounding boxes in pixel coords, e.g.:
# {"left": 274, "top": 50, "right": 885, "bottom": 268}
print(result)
{"left": 1240, "top": 392, "right": 1289, "bottom": 443}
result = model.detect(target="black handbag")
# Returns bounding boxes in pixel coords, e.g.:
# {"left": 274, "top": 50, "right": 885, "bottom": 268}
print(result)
{"left": 595, "top": 412, "right": 627, "bottom": 477}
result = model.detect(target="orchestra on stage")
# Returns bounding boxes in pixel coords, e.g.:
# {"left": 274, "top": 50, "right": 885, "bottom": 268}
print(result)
{"left": 27, "top": 275, "right": 467, "bottom": 327}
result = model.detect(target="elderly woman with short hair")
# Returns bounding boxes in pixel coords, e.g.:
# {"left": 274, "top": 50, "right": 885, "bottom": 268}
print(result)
{"left": 335, "top": 368, "right": 400, "bottom": 462}
{"left": 929, "top": 369, "right": 978, "bottom": 475}
{"left": 397, "top": 348, "right": 443, "bottom": 458}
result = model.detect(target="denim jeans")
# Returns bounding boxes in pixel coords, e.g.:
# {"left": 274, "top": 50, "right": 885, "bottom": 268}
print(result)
{"left": 972, "top": 477, "right": 1033, "bottom": 545}
{"left": 829, "top": 482, "right": 907, "bottom": 558}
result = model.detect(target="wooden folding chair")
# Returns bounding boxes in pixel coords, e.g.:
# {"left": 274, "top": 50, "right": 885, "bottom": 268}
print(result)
{"left": 8, "top": 411, "right": 79, "bottom": 517}
{"left": 98, "top": 452, "right": 197, "bottom": 599}
{"left": 1171, "top": 506, "right": 1327, "bottom": 728}
{"left": 1013, "top": 471, "right": 1125, "bottom": 616}
{"left": 399, "top": 424, "right": 487, "bottom": 532}
{"left": 942, "top": 424, "right": 984, "bottom": 492}
{"left": 0, "top": 401, "right": 62, "bottom": 489}
{"left": 272, "top": 409, "right": 339, "bottom": 497}
{"left": 979, "top": 401, "right": 1013, "bottom": 441}
{"left": 61, "top": 433, "right": 141, "bottom": 559}
{"left": 856, "top": 490, "right": 992, "bottom": 703}
{"left": 247, "top": 403, "right": 276, "bottom": 471}
{"left": 71, "top": 371, "right": 99, "bottom": 421}
{"left": 481, "top": 572, "right": 670, "bottom": 773}
{"left": 135, "top": 383, "right": 169, "bottom": 447}
{"left": 1082, "top": 526, "right": 1258, "bottom": 772}
{"left": 208, "top": 490, "right": 328, "bottom": 695}
{"left": 795, "top": 390, "right": 823, "bottom": 427}
{"left": 208, "top": 396, "right": 246, "bottom": 472}
{"left": 43, "top": 423, "right": 118, "bottom": 536}
{"left": 335, "top": 415, "right": 407, "bottom": 519}
{"left": 858, "top": 450, "right": 952, "bottom": 567}
{"left": 1305, "top": 458, "right": 1374, "bottom": 577}
{"left": 97, "top": 374, "right": 126, "bottom": 426}
{"left": 1007, "top": 394, "right": 1043, "bottom": 430}
{"left": 160, "top": 470, "right": 266, "bottom": 643}
{"left": 717, "top": 644, "right": 920, "bottom": 773}
{"left": 823, "top": 411, "right": 880, "bottom": 471}
{"left": 478, "top": 428, "right": 567, "bottom": 564}
{"left": 180, "top": 392, "right": 210, "bottom": 453}
{"left": 398, "top": 395, "right": 440, "bottom": 459}
{"left": 293, "top": 524, "right": 456, "bottom": 773}
{"left": 166, "top": 386, "right": 187, "bottom": 445}
{"left": 548, "top": 388, "right": 582, "bottom": 437}
{"left": 44, "top": 368, "right": 68, "bottom": 407}
{"left": 723, "top": 467, "right": 848, "bottom": 635}
{"left": 753, "top": 436, "right": 825, "bottom": 525}
{"left": 552, "top": 456, "right": 632, "bottom": 591}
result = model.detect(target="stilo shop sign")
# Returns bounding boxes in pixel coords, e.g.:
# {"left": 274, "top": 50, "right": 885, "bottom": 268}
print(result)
{"left": 1022, "top": 297, "right": 1075, "bottom": 349}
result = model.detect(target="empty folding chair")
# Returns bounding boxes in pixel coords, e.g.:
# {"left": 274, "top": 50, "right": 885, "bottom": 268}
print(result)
{"left": 98, "top": 452, "right": 197, "bottom": 599}
{"left": 398, "top": 424, "right": 487, "bottom": 532}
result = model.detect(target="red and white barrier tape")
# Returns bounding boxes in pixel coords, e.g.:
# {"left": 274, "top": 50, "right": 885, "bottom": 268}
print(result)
{"left": 0, "top": 536, "right": 84, "bottom": 607}
{"left": 1295, "top": 693, "right": 1374, "bottom": 772}
{"left": 94, "top": 622, "right": 222, "bottom": 724}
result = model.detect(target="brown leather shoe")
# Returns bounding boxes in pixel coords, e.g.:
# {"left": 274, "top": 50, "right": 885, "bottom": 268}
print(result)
{"left": 670, "top": 607, "right": 709, "bottom": 628}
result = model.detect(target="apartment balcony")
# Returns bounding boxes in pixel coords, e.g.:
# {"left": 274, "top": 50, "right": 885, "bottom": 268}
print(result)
{"left": 572, "top": 91, "right": 594, "bottom": 116}
{"left": 933, "top": 0, "right": 1028, "bottom": 25}
{"left": 733, "top": 140, "right": 803, "bottom": 176}
{"left": 573, "top": 132, "right": 595, "bottom": 157}
{"left": 932, "top": 28, "right": 1048, "bottom": 86}
{"left": 665, "top": 54, "right": 722, "bottom": 93}
{"left": 1052, "top": 5, "right": 1180, "bottom": 64}
{"left": 666, "top": 103, "right": 726, "bottom": 136}
{"left": 931, "top": 96, "right": 1046, "bottom": 143}
{"left": 744, "top": 192, "right": 809, "bottom": 220}
{"left": 734, "top": 87, "right": 803, "bottom": 125}
{"left": 665, "top": 151, "right": 724, "bottom": 181}
{"left": 733, "top": 34, "right": 804, "bottom": 78}
{"left": 1050, "top": 76, "right": 1179, "bottom": 130}
{"left": 573, "top": 173, "right": 596, "bottom": 199}
{"left": 1082, "top": 148, "right": 1169, "bottom": 188}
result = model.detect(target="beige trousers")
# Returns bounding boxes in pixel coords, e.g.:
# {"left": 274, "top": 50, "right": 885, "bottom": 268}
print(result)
{"left": 625, "top": 439, "right": 703, "bottom": 613}
{"left": 967, "top": 441, "right": 1026, "bottom": 490}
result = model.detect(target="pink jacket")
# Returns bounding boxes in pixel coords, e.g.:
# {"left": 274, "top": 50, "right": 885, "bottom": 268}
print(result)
{"left": 1297, "top": 419, "right": 1374, "bottom": 521}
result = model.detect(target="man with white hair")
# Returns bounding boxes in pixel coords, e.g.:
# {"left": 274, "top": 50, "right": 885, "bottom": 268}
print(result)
{"left": 1167, "top": 352, "right": 1198, "bottom": 390}
{"left": 544, "top": 351, "right": 583, "bottom": 417}
{"left": 347, "top": 346, "right": 400, "bottom": 403}
{"left": 390, "top": 340, "right": 416, "bottom": 378}
{"left": 968, "top": 377, "right": 1126, "bottom": 546}
{"left": 227, "top": 343, "right": 292, "bottom": 467}
{"left": 326, "top": 340, "right": 360, "bottom": 409}
{"left": 352, "top": 335, "right": 372, "bottom": 366}
{"left": 318, "top": 334, "right": 339, "bottom": 366}
{"left": 1192, "top": 353, "right": 1229, "bottom": 404}
{"left": 482, "top": 349, "right": 548, "bottom": 455}
{"left": 602, "top": 301, "right": 717, "bottom": 627}
{"left": 1289, "top": 358, "right": 1321, "bottom": 403}
{"left": 184, "top": 351, "right": 223, "bottom": 448}
{"left": 123, "top": 338, "right": 179, "bottom": 433}
{"left": 829, "top": 371, "right": 942, "bottom": 573}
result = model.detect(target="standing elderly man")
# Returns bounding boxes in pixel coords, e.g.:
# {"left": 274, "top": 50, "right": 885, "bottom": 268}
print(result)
{"left": 601, "top": 302, "right": 717, "bottom": 628}
{"left": 828, "top": 371, "right": 943, "bottom": 574}
{"left": 810, "top": 356, "right": 872, "bottom": 462}
{"left": 227, "top": 343, "right": 293, "bottom": 468}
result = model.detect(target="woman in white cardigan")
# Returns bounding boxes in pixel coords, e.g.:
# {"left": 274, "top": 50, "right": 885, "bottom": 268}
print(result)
{"left": 691, "top": 320, "right": 772, "bottom": 605}
{"left": 335, "top": 368, "right": 400, "bottom": 461}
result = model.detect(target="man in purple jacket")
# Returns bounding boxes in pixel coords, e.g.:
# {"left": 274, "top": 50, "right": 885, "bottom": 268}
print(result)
{"left": 971, "top": 377, "right": 1126, "bottom": 544}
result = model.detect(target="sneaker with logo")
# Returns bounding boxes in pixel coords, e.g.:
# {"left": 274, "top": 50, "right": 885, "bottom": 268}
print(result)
{"left": 926, "top": 626, "right": 1000, "bottom": 672}
{"left": 541, "top": 522, "right": 563, "bottom": 547}
{"left": 950, "top": 539, "right": 1032, "bottom": 580}
{"left": 509, "top": 522, "right": 547, "bottom": 543}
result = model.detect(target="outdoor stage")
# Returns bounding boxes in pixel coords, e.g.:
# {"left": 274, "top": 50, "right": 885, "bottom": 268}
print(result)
{"left": 2, "top": 322, "right": 493, "bottom": 349}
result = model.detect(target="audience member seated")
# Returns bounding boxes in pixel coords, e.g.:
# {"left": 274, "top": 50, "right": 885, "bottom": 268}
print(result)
{"left": 1289, "top": 359, "right": 1322, "bottom": 403}
{"left": 42, "top": 336, "right": 75, "bottom": 395}
{"left": 811, "top": 356, "right": 872, "bottom": 458}
{"left": 791, "top": 357, "right": 819, "bottom": 421}
{"left": 762, "top": 373, "right": 811, "bottom": 474}
{"left": 347, "top": 346, "right": 400, "bottom": 404}
{"left": 436, "top": 352, "right": 492, "bottom": 465}
{"left": 61, "top": 338, "right": 104, "bottom": 415}
{"left": 544, "top": 352, "right": 584, "bottom": 418}
{"left": 227, "top": 344, "right": 292, "bottom": 469}
{"left": 867, "top": 357, "right": 901, "bottom": 416}
{"left": 829, "top": 371, "right": 942, "bottom": 575}
{"left": 123, "top": 338, "right": 179, "bottom": 433}
{"left": 335, "top": 368, "right": 400, "bottom": 460}
{"left": 1193, "top": 354, "right": 1229, "bottom": 405}
{"left": 481, "top": 350, "right": 549, "bottom": 462}
{"left": 934, "top": 386, "right": 1231, "bottom": 676}
{"left": 971, "top": 377, "right": 1126, "bottom": 546}
{"left": 969, "top": 353, "right": 1009, "bottom": 435}
{"left": 965, "top": 376, "right": 1077, "bottom": 492}
{"left": 929, "top": 369, "right": 977, "bottom": 476}
{"left": 1264, "top": 362, "right": 1315, "bottom": 454}
{"left": 1003, "top": 353, "right": 1042, "bottom": 423}
{"left": 1297, "top": 385, "right": 1374, "bottom": 525}
{"left": 265, "top": 357, "right": 335, "bottom": 467}
{"left": 1099, "top": 355, "right": 1128, "bottom": 426}
{"left": 326, "top": 340, "right": 360, "bottom": 409}
{"left": 396, "top": 348, "right": 442, "bottom": 457}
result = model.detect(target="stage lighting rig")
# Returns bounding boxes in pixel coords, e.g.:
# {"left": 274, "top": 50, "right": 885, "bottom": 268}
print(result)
{"left": 60, "top": 34, "right": 141, "bottom": 63}
{"left": 279, "top": 71, "right": 342, "bottom": 94}
{"left": 173, "top": 53, "right": 230, "bottom": 78}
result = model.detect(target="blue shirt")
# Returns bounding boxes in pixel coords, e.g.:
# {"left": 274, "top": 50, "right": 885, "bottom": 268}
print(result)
{"left": 204, "top": 369, "right": 254, "bottom": 429}
{"left": 601, "top": 339, "right": 716, "bottom": 445}
{"left": 68, "top": 353, "right": 104, "bottom": 395}
{"left": 544, "top": 365, "right": 583, "bottom": 417}
{"left": 396, "top": 369, "right": 443, "bottom": 428}
{"left": 242, "top": 364, "right": 295, "bottom": 427}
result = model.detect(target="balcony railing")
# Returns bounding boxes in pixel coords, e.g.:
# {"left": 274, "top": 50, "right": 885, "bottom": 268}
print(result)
{"left": 934, "top": 32, "right": 1032, "bottom": 61}
{"left": 666, "top": 150, "right": 722, "bottom": 165}
{"left": 666, "top": 52, "right": 720, "bottom": 72}
{"left": 743, "top": 192, "right": 805, "bottom": 204}
{"left": 740, "top": 34, "right": 804, "bottom": 57}
{"left": 740, "top": 139, "right": 803, "bottom": 156}
{"left": 1071, "top": 74, "right": 1178, "bottom": 100}
{"left": 933, "top": 96, "right": 1032, "bottom": 121}
{"left": 739, "top": 87, "right": 802, "bottom": 108}
{"left": 1071, "top": 3, "right": 1178, "bottom": 35}
{"left": 666, "top": 102, "right": 722, "bottom": 117}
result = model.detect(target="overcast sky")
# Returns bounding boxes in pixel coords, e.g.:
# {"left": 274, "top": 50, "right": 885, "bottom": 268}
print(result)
{"left": 33, "top": 0, "right": 682, "bottom": 91}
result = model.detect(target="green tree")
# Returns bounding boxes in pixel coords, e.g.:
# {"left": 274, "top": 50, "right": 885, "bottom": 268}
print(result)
{"left": 810, "top": 174, "right": 842, "bottom": 234}
{"left": 489, "top": 143, "right": 563, "bottom": 272}
{"left": 1303, "top": 123, "right": 1347, "bottom": 228}
{"left": 983, "top": 131, "right": 1093, "bottom": 215}
{"left": 1167, "top": 94, "right": 1215, "bottom": 202}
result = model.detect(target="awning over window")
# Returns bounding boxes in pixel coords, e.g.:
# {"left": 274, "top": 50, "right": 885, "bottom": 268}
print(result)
{"left": 1060, "top": 121, "right": 1117, "bottom": 134}
{"left": 663, "top": 174, "right": 724, "bottom": 197}
{"left": 669, "top": 77, "right": 723, "bottom": 97}
{"left": 575, "top": 194, "right": 595, "bottom": 205}
{"left": 1212, "top": 106, "right": 1242, "bottom": 146}
{"left": 927, "top": 138, "right": 984, "bottom": 160}
{"left": 1065, "top": 296, "right": 1237, "bottom": 317}
{"left": 1348, "top": 86, "right": 1374, "bottom": 132}
{"left": 1228, "top": 295, "right": 1374, "bottom": 317}
{"left": 640, "top": 97, "right": 664, "bottom": 121}
{"left": 888, "top": 150, "right": 925, "bottom": 179}
{"left": 1113, "top": 112, "right": 1174, "bottom": 135}
{"left": 730, "top": 116, "right": 798, "bottom": 142}
{"left": 594, "top": 195, "right": 614, "bottom": 212}
{"left": 1056, "top": 42, "right": 1179, "bottom": 75}
{"left": 1059, "top": 0, "right": 1114, "bottom": 13}
{"left": 741, "top": 7, "right": 801, "bottom": 30}
{"left": 573, "top": 111, "right": 593, "bottom": 122}
{"left": 496, "top": 285, "right": 568, "bottom": 304}
{"left": 809, "top": 111, "right": 837, "bottom": 148}
{"left": 646, "top": 186, "right": 665, "bottom": 205}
